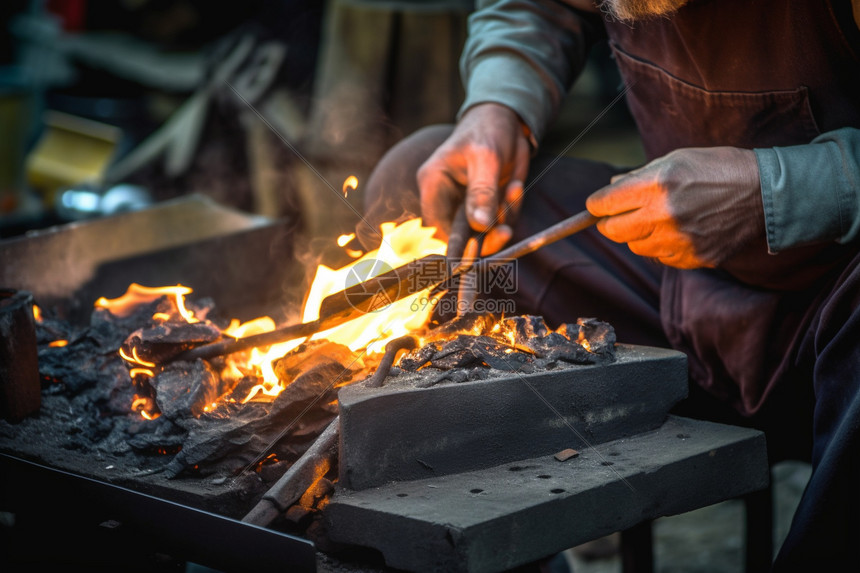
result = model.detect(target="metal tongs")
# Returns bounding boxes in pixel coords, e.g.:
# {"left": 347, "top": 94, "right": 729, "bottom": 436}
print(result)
{"left": 168, "top": 208, "right": 598, "bottom": 363}
{"left": 445, "top": 205, "right": 598, "bottom": 314}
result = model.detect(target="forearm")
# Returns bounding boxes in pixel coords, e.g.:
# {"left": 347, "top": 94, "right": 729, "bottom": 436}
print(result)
{"left": 458, "top": 0, "right": 602, "bottom": 147}
{"left": 755, "top": 127, "right": 860, "bottom": 252}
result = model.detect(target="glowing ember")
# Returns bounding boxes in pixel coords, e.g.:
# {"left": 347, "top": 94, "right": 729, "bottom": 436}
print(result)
{"left": 32, "top": 304, "right": 42, "bottom": 322}
{"left": 336, "top": 232, "right": 356, "bottom": 247}
{"left": 577, "top": 330, "right": 592, "bottom": 352}
{"left": 48, "top": 339, "right": 68, "bottom": 347}
{"left": 254, "top": 452, "right": 280, "bottom": 473}
{"left": 342, "top": 175, "right": 358, "bottom": 197}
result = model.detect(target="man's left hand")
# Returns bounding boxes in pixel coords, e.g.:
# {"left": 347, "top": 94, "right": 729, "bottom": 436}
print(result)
{"left": 585, "top": 147, "right": 764, "bottom": 269}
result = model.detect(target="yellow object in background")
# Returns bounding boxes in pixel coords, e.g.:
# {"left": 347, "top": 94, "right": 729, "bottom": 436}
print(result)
{"left": 25, "top": 111, "right": 121, "bottom": 207}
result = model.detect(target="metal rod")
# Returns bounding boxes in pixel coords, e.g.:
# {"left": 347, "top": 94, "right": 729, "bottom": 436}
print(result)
{"left": 449, "top": 210, "right": 599, "bottom": 314}
{"left": 364, "top": 335, "right": 417, "bottom": 388}
{"left": 170, "top": 319, "right": 322, "bottom": 362}
{"left": 241, "top": 417, "right": 340, "bottom": 527}
{"left": 446, "top": 204, "right": 471, "bottom": 261}
{"left": 165, "top": 255, "right": 446, "bottom": 364}
{"left": 484, "top": 209, "right": 598, "bottom": 269}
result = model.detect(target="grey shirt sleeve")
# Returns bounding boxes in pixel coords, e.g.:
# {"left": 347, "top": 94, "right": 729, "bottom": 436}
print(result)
{"left": 457, "top": 0, "right": 597, "bottom": 146}
{"left": 755, "top": 127, "right": 860, "bottom": 253}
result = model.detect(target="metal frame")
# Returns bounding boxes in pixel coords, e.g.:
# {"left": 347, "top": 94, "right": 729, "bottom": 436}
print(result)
{"left": 1, "top": 453, "right": 317, "bottom": 572}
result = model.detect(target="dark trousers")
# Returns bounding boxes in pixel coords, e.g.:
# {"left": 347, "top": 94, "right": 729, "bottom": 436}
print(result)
{"left": 358, "top": 125, "right": 860, "bottom": 570}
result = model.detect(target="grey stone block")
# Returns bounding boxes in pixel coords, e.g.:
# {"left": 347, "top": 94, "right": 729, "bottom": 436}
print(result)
{"left": 325, "top": 416, "right": 769, "bottom": 573}
{"left": 337, "top": 344, "right": 688, "bottom": 490}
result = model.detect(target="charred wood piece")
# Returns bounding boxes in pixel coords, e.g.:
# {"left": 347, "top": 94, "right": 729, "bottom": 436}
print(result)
{"left": 272, "top": 340, "right": 364, "bottom": 385}
{"left": 576, "top": 317, "right": 617, "bottom": 359}
{"left": 151, "top": 359, "right": 226, "bottom": 419}
{"left": 162, "top": 341, "right": 356, "bottom": 478}
{"left": 500, "top": 315, "right": 550, "bottom": 343}
{"left": 424, "top": 312, "right": 498, "bottom": 342}
{"left": 122, "top": 321, "right": 222, "bottom": 364}
{"left": 0, "top": 290, "right": 41, "bottom": 422}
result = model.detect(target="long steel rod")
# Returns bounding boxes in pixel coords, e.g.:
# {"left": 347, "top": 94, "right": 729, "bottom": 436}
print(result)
{"left": 483, "top": 209, "right": 598, "bottom": 269}
{"left": 242, "top": 417, "right": 340, "bottom": 527}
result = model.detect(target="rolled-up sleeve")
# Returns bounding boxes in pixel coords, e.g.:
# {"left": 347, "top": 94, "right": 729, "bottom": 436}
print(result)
{"left": 458, "top": 0, "right": 600, "bottom": 145}
{"left": 756, "top": 127, "right": 860, "bottom": 253}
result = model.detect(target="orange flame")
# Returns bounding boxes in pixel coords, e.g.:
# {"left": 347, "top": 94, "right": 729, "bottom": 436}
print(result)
{"left": 119, "top": 346, "right": 156, "bottom": 368}
{"left": 95, "top": 283, "right": 198, "bottom": 322}
{"left": 218, "top": 316, "right": 306, "bottom": 402}
{"left": 302, "top": 218, "right": 446, "bottom": 354}
{"left": 129, "top": 367, "right": 154, "bottom": 378}
{"left": 342, "top": 175, "right": 358, "bottom": 197}
{"left": 32, "top": 305, "right": 43, "bottom": 322}
{"left": 111, "top": 218, "right": 446, "bottom": 410}
{"left": 48, "top": 339, "right": 68, "bottom": 348}
{"left": 230, "top": 218, "right": 445, "bottom": 402}
{"left": 132, "top": 394, "right": 160, "bottom": 420}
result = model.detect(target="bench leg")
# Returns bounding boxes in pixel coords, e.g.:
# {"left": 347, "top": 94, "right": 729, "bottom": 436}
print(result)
{"left": 744, "top": 486, "right": 774, "bottom": 573}
{"left": 621, "top": 520, "right": 654, "bottom": 573}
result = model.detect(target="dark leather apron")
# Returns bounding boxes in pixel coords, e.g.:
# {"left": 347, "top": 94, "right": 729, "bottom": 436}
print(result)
{"left": 603, "top": 0, "right": 860, "bottom": 415}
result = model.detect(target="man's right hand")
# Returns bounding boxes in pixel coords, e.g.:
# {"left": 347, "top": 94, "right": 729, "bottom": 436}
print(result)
{"left": 416, "top": 102, "right": 531, "bottom": 257}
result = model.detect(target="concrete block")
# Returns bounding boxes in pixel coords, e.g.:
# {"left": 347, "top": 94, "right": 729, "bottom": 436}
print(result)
{"left": 325, "top": 415, "right": 769, "bottom": 573}
{"left": 337, "top": 344, "right": 688, "bottom": 490}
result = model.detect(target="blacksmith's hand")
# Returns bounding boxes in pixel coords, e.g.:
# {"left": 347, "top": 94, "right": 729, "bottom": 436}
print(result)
{"left": 585, "top": 147, "right": 764, "bottom": 269}
{"left": 417, "top": 103, "right": 530, "bottom": 258}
